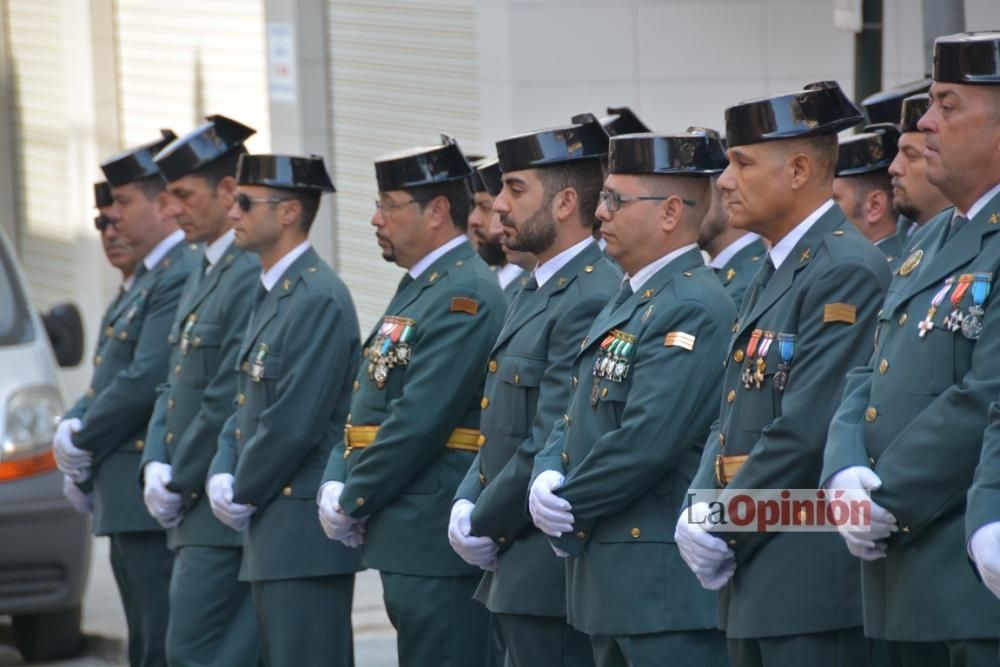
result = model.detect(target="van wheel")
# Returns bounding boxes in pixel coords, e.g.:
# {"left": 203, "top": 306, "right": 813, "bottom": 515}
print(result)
{"left": 12, "top": 606, "right": 83, "bottom": 662}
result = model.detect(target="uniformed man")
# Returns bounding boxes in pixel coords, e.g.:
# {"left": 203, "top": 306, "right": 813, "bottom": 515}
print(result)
{"left": 833, "top": 124, "right": 903, "bottom": 267}
{"left": 469, "top": 157, "right": 533, "bottom": 299}
{"left": 54, "top": 131, "right": 199, "bottom": 667}
{"left": 203, "top": 153, "right": 361, "bottom": 667}
{"left": 138, "top": 115, "right": 261, "bottom": 666}
{"left": 528, "top": 129, "right": 733, "bottom": 667}
{"left": 59, "top": 182, "right": 142, "bottom": 514}
{"left": 824, "top": 31, "right": 1000, "bottom": 667}
{"left": 887, "top": 93, "right": 952, "bottom": 248}
{"left": 449, "top": 115, "right": 619, "bottom": 667}
{"left": 675, "top": 81, "right": 892, "bottom": 667}
{"left": 318, "top": 136, "right": 506, "bottom": 667}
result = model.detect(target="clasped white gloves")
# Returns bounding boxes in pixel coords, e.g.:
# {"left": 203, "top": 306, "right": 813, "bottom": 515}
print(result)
{"left": 143, "top": 462, "right": 183, "bottom": 528}
{"left": 447, "top": 500, "right": 498, "bottom": 570}
{"left": 62, "top": 474, "right": 92, "bottom": 514}
{"left": 207, "top": 473, "right": 255, "bottom": 532}
{"left": 675, "top": 502, "right": 736, "bottom": 590}
{"left": 317, "top": 481, "right": 366, "bottom": 548}
{"left": 969, "top": 522, "right": 1000, "bottom": 599}
{"left": 53, "top": 418, "right": 91, "bottom": 483}
{"left": 529, "top": 471, "right": 574, "bottom": 537}
{"left": 826, "top": 466, "right": 897, "bottom": 560}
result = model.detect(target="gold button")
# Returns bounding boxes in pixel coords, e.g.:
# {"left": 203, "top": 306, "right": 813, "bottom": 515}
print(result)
{"left": 105, "top": 326, "right": 113, "bottom": 337}
{"left": 94, "top": 355, "right": 102, "bottom": 366}
{"left": 353, "top": 381, "right": 360, "bottom": 393}
{"left": 727, "top": 389, "right": 736, "bottom": 403}
{"left": 584, "top": 265, "right": 594, "bottom": 273}
{"left": 238, "top": 393, "right": 246, "bottom": 406}
{"left": 481, "top": 397, "right": 489, "bottom": 409}
{"left": 282, "top": 486, "right": 292, "bottom": 496}
{"left": 865, "top": 407, "right": 878, "bottom": 422}
{"left": 135, "top": 439, "right": 144, "bottom": 450}
{"left": 498, "top": 536, "right": 508, "bottom": 545}
{"left": 868, "top": 457, "right": 876, "bottom": 467}
{"left": 175, "top": 365, "right": 182, "bottom": 375}
{"left": 734, "top": 349, "right": 745, "bottom": 363}
{"left": 456, "top": 260, "right": 464, "bottom": 266}
{"left": 576, "top": 531, "right": 586, "bottom": 539}
{"left": 235, "top": 428, "right": 242, "bottom": 440}
{"left": 356, "top": 497, "right": 365, "bottom": 506}
{"left": 193, "top": 336, "right": 201, "bottom": 348}
{"left": 630, "top": 527, "right": 640, "bottom": 538}
{"left": 488, "top": 360, "right": 497, "bottom": 373}
{"left": 119, "top": 331, "right": 128, "bottom": 341}
{"left": 479, "top": 473, "right": 487, "bottom": 485}
{"left": 879, "top": 359, "right": 889, "bottom": 374}
{"left": 477, "top": 434, "right": 486, "bottom": 446}
{"left": 571, "top": 376, "right": 578, "bottom": 388}
{"left": 513, "top": 373, "right": 520, "bottom": 385}
{"left": 902, "top": 525, "right": 911, "bottom": 533}
{"left": 561, "top": 451, "right": 569, "bottom": 465}
{"left": 165, "top": 432, "right": 173, "bottom": 444}
{"left": 601, "top": 387, "right": 608, "bottom": 399}
{"left": 833, "top": 230, "right": 845, "bottom": 236}
{"left": 729, "top": 538, "right": 737, "bottom": 546}
{"left": 898, "top": 313, "right": 908, "bottom": 326}
{"left": 190, "top": 492, "right": 198, "bottom": 499}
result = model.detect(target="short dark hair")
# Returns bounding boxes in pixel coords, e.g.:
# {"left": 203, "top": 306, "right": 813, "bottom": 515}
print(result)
{"left": 135, "top": 174, "right": 167, "bottom": 200}
{"left": 801, "top": 134, "right": 839, "bottom": 181}
{"left": 191, "top": 147, "right": 246, "bottom": 189}
{"left": 407, "top": 179, "right": 472, "bottom": 232}
{"left": 272, "top": 188, "right": 322, "bottom": 232}
{"left": 536, "top": 159, "right": 605, "bottom": 230}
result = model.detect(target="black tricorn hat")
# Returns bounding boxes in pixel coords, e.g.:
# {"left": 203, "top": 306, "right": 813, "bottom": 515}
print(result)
{"left": 477, "top": 158, "right": 502, "bottom": 197}
{"left": 496, "top": 114, "right": 610, "bottom": 172}
{"left": 725, "top": 81, "right": 864, "bottom": 148}
{"left": 374, "top": 135, "right": 473, "bottom": 191}
{"left": 861, "top": 79, "right": 931, "bottom": 125}
{"left": 836, "top": 124, "right": 900, "bottom": 177}
{"left": 236, "top": 154, "right": 335, "bottom": 192}
{"left": 154, "top": 115, "right": 256, "bottom": 183}
{"left": 933, "top": 31, "right": 1000, "bottom": 85}
{"left": 93, "top": 181, "right": 113, "bottom": 208}
{"left": 609, "top": 127, "right": 728, "bottom": 175}
{"left": 595, "top": 107, "right": 651, "bottom": 137}
{"left": 469, "top": 156, "right": 490, "bottom": 193}
{"left": 100, "top": 130, "right": 177, "bottom": 187}
{"left": 900, "top": 93, "right": 930, "bottom": 133}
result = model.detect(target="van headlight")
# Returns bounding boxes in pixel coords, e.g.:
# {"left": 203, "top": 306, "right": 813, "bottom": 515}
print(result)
{"left": 3, "top": 385, "right": 63, "bottom": 459}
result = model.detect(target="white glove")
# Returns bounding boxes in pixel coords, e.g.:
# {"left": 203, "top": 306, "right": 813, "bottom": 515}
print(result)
{"left": 447, "top": 500, "right": 497, "bottom": 570}
{"left": 53, "top": 418, "right": 91, "bottom": 482}
{"left": 143, "top": 462, "right": 183, "bottom": 528}
{"left": 529, "top": 471, "right": 574, "bottom": 537}
{"left": 62, "top": 474, "right": 92, "bottom": 514}
{"left": 675, "top": 501, "right": 736, "bottom": 589}
{"left": 206, "top": 473, "right": 255, "bottom": 532}
{"left": 317, "top": 481, "right": 365, "bottom": 548}
{"left": 970, "top": 522, "right": 1000, "bottom": 599}
{"left": 826, "top": 466, "right": 897, "bottom": 560}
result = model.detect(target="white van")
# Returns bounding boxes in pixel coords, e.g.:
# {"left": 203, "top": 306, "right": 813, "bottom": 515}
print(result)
{"left": 0, "top": 224, "right": 90, "bottom": 662}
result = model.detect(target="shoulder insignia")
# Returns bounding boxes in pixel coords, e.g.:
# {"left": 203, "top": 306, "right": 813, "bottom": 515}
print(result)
{"left": 450, "top": 297, "right": 479, "bottom": 315}
{"left": 751, "top": 256, "right": 761, "bottom": 262}
{"left": 308, "top": 266, "right": 317, "bottom": 273}
{"left": 664, "top": 331, "right": 696, "bottom": 351}
{"left": 455, "top": 260, "right": 464, "bottom": 266}
{"left": 897, "top": 249, "right": 923, "bottom": 276}
{"left": 725, "top": 268, "right": 736, "bottom": 282}
{"left": 990, "top": 212, "right": 998, "bottom": 225}
{"left": 556, "top": 276, "right": 568, "bottom": 287}
{"left": 823, "top": 302, "right": 857, "bottom": 324}
{"left": 642, "top": 288, "right": 656, "bottom": 298}
{"left": 833, "top": 230, "right": 844, "bottom": 236}
{"left": 162, "top": 257, "right": 173, "bottom": 268}
{"left": 799, "top": 248, "right": 811, "bottom": 262}
{"left": 283, "top": 279, "right": 291, "bottom": 291}
{"left": 225, "top": 254, "right": 235, "bottom": 264}
{"left": 429, "top": 272, "right": 439, "bottom": 283}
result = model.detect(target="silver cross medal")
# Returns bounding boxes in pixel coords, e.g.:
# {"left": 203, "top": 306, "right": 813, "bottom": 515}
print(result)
{"left": 918, "top": 310, "right": 936, "bottom": 338}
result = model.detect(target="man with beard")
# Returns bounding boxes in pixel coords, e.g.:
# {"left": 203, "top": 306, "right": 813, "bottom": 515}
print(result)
{"left": 449, "top": 114, "right": 618, "bottom": 667}
{"left": 824, "top": 31, "right": 1000, "bottom": 666}
{"left": 833, "top": 125, "right": 903, "bottom": 268}
{"left": 319, "top": 136, "right": 505, "bottom": 666}
{"left": 469, "top": 157, "right": 531, "bottom": 299}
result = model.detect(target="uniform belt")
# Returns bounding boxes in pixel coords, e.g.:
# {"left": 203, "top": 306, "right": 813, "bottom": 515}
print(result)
{"left": 343, "top": 424, "right": 482, "bottom": 458}
{"left": 715, "top": 454, "right": 747, "bottom": 486}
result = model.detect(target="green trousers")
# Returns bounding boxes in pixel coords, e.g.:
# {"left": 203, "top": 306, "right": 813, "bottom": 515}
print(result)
{"left": 251, "top": 575, "right": 355, "bottom": 667}
{"left": 165, "top": 545, "right": 259, "bottom": 666}
{"left": 592, "top": 629, "right": 729, "bottom": 667}
{"left": 728, "top": 626, "right": 868, "bottom": 667}
{"left": 109, "top": 531, "right": 174, "bottom": 667}
{"left": 380, "top": 572, "right": 489, "bottom": 667}
{"left": 495, "top": 612, "right": 594, "bottom": 667}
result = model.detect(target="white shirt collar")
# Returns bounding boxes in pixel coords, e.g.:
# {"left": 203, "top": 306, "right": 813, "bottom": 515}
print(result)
{"left": 204, "top": 229, "right": 235, "bottom": 273}
{"left": 260, "top": 240, "right": 312, "bottom": 292}
{"left": 496, "top": 263, "right": 523, "bottom": 289}
{"left": 628, "top": 243, "right": 700, "bottom": 292}
{"left": 769, "top": 200, "right": 835, "bottom": 270}
{"left": 408, "top": 235, "right": 466, "bottom": 279}
{"left": 708, "top": 233, "right": 761, "bottom": 268}
{"left": 122, "top": 274, "right": 136, "bottom": 292}
{"left": 597, "top": 237, "right": 608, "bottom": 251}
{"left": 960, "top": 182, "right": 1000, "bottom": 221}
{"left": 534, "top": 238, "right": 595, "bottom": 288}
{"left": 142, "top": 229, "right": 185, "bottom": 271}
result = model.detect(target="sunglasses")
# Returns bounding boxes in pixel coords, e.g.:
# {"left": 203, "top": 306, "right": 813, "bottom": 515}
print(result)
{"left": 599, "top": 190, "right": 697, "bottom": 213}
{"left": 94, "top": 214, "right": 118, "bottom": 232}
{"left": 235, "top": 192, "right": 294, "bottom": 212}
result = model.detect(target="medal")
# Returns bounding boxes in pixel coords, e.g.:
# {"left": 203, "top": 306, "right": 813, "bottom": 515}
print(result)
{"left": 742, "top": 329, "right": 763, "bottom": 389}
{"left": 590, "top": 378, "right": 600, "bottom": 406}
{"left": 366, "top": 316, "right": 416, "bottom": 387}
{"left": 179, "top": 315, "right": 196, "bottom": 355}
{"left": 125, "top": 291, "right": 147, "bottom": 322}
{"left": 961, "top": 272, "right": 992, "bottom": 340}
{"left": 944, "top": 274, "right": 972, "bottom": 332}
{"left": 754, "top": 332, "right": 775, "bottom": 389}
{"left": 897, "top": 249, "right": 923, "bottom": 276}
{"left": 918, "top": 278, "right": 954, "bottom": 338}
{"left": 772, "top": 333, "right": 796, "bottom": 392}
{"left": 249, "top": 343, "right": 268, "bottom": 382}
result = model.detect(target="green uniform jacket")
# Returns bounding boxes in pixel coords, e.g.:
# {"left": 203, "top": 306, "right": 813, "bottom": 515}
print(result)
{"left": 454, "top": 241, "right": 618, "bottom": 617}
{"left": 716, "top": 237, "right": 767, "bottom": 309}
{"left": 141, "top": 244, "right": 259, "bottom": 549}
{"left": 71, "top": 240, "right": 199, "bottom": 535}
{"left": 875, "top": 233, "right": 903, "bottom": 271}
{"left": 533, "top": 248, "right": 734, "bottom": 636}
{"left": 502, "top": 267, "right": 528, "bottom": 302}
{"left": 65, "top": 286, "right": 132, "bottom": 420}
{"left": 207, "top": 247, "right": 363, "bottom": 581}
{"left": 324, "top": 240, "right": 506, "bottom": 577}
{"left": 692, "top": 205, "right": 891, "bottom": 639}
{"left": 824, "top": 193, "right": 1000, "bottom": 641}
